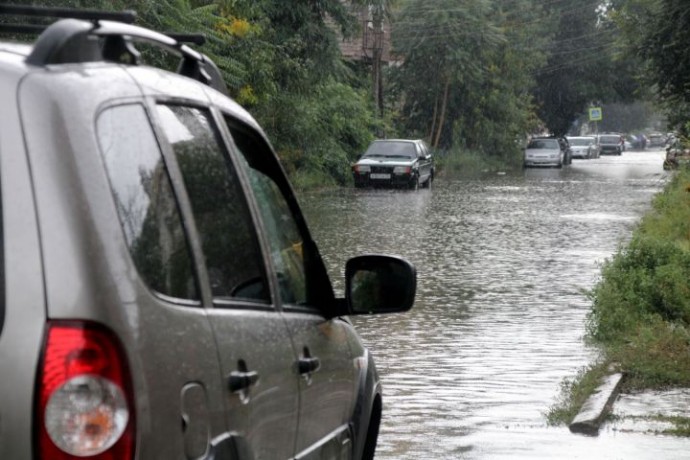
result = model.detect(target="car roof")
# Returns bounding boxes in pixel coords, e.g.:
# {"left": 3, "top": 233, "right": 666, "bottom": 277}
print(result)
{"left": 0, "top": 10, "right": 228, "bottom": 95}
{"left": 371, "top": 139, "right": 423, "bottom": 144}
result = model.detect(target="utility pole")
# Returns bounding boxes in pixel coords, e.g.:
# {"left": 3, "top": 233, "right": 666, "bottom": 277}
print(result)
{"left": 362, "top": 5, "right": 384, "bottom": 117}
{"left": 370, "top": 6, "right": 384, "bottom": 118}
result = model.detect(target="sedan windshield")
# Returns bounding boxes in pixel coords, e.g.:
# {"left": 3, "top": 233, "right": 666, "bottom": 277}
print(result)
{"left": 527, "top": 139, "right": 559, "bottom": 149}
{"left": 363, "top": 142, "right": 417, "bottom": 159}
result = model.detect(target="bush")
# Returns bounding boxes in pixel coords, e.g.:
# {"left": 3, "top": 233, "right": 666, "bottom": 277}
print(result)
{"left": 586, "top": 168, "right": 690, "bottom": 388}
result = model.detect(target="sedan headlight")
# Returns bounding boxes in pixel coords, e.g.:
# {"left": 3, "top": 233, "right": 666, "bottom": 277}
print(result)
{"left": 393, "top": 166, "right": 411, "bottom": 174}
{"left": 354, "top": 165, "right": 371, "bottom": 173}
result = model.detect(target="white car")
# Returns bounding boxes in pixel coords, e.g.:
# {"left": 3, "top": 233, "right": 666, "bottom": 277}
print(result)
{"left": 524, "top": 137, "right": 565, "bottom": 168}
{"left": 566, "top": 136, "right": 599, "bottom": 159}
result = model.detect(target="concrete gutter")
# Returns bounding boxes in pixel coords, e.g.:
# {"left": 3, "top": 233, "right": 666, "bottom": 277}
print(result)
{"left": 569, "top": 373, "right": 625, "bottom": 436}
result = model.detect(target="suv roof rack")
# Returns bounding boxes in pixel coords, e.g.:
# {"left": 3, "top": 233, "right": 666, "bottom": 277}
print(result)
{"left": 0, "top": 4, "right": 227, "bottom": 96}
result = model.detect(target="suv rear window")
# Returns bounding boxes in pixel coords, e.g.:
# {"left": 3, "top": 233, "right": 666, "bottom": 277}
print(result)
{"left": 97, "top": 104, "right": 199, "bottom": 300}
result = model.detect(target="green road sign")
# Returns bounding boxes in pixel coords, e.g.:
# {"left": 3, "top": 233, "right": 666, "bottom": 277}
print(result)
{"left": 589, "top": 107, "right": 602, "bottom": 121}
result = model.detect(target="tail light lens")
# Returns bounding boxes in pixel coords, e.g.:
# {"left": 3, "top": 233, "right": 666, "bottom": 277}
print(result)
{"left": 36, "top": 322, "right": 135, "bottom": 460}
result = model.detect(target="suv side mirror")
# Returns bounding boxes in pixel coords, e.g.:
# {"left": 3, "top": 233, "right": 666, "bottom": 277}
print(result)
{"left": 345, "top": 255, "right": 416, "bottom": 315}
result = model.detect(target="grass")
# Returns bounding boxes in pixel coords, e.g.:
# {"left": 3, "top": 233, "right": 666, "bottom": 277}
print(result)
{"left": 548, "top": 168, "right": 690, "bottom": 428}
{"left": 434, "top": 148, "right": 522, "bottom": 177}
{"left": 287, "top": 167, "right": 340, "bottom": 193}
{"left": 660, "top": 416, "right": 690, "bottom": 436}
{"left": 547, "top": 361, "right": 614, "bottom": 425}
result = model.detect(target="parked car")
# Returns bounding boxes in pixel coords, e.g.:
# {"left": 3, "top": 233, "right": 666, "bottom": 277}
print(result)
{"left": 523, "top": 136, "right": 568, "bottom": 168}
{"left": 647, "top": 132, "right": 667, "bottom": 148}
{"left": 352, "top": 139, "right": 434, "bottom": 189}
{"left": 0, "top": 5, "right": 417, "bottom": 460}
{"left": 597, "top": 134, "right": 625, "bottom": 155}
{"left": 566, "top": 136, "right": 600, "bottom": 159}
{"left": 627, "top": 133, "right": 648, "bottom": 150}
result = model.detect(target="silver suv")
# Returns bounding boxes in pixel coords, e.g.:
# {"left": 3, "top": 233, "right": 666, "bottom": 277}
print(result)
{"left": 0, "top": 5, "right": 416, "bottom": 460}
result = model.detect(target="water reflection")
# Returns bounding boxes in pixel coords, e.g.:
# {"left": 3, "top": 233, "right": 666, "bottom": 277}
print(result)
{"left": 301, "top": 151, "right": 690, "bottom": 459}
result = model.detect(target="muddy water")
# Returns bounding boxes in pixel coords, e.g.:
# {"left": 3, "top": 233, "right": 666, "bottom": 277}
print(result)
{"left": 301, "top": 149, "right": 690, "bottom": 459}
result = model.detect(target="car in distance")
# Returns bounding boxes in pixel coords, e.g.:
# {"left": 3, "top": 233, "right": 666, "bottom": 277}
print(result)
{"left": 523, "top": 137, "right": 566, "bottom": 168}
{"left": 566, "top": 136, "right": 599, "bottom": 159}
{"left": 647, "top": 132, "right": 667, "bottom": 148}
{"left": 352, "top": 139, "right": 434, "bottom": 189}
{"left": 0, "top": 5, "right": 417, "bottom": 460}
{"left": 598, "top": 134, "right": 624, "bottom": 155}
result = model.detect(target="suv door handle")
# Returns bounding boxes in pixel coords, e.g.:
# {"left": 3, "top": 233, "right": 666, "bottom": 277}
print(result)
{"left": 298, "top": 356, "right": 321, "bottom": 375}
{"left": 228, "top": 370, "right": 259, "bottom": 393}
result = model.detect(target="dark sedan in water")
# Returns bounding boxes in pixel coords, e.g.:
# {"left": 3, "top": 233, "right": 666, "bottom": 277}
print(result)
{"left": 352, "top": 139, "right": 434, "bottom": 189}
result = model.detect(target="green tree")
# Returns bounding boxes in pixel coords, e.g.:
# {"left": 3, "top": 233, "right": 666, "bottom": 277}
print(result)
{"left": 453, "top": 0, "right": 548, "bottom": 158}
{"left": 532, "top": 0, "right": 626, "bottom": 135}
{"left": 2, "top": 0, "right": 378, "bottom": 186}
{"left": 612, "top": 0, "right": 690, "bottom": 134}
{"left": 391, "top": 0, "right": 548, "bottom": 164}
{"left": 391, "top": 0, "right": 504, "bottom": 148}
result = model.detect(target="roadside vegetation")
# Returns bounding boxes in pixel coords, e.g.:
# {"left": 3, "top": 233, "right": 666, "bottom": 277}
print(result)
{"left": 548, "top": 167, "right": 690, "bottom": 431}
{"left": 547, "top": 0, "right": 690, "bottom": 432}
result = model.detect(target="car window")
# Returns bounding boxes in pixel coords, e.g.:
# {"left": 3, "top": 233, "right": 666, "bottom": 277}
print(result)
{"left": 97, "top": 104, "right": 199, "bottom": 300}
{"left": 225, "top": 122, "right": 307, "bottom": 306}
{"left": 419, "top": 142, "right": 429, "bottom": 157}
{"left": 156, "top": 104, "right": 269, "bottom": 303}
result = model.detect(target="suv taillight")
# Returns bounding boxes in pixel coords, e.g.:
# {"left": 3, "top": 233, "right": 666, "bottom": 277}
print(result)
{"left": 36, "top": 322, "right": 135, "bottom": 460}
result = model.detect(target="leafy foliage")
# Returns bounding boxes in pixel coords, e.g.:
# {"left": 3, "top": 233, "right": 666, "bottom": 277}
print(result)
{"left": 612, "top": 0, "right": 690, "bottom": 135}
{"left": 391, "top": 0, "right": 501, "bottom": 147}
{"left": 532, "top": 0, "right": 636, "bottom": 135}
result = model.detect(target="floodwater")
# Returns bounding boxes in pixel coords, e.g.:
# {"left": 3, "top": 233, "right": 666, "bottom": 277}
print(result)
{"left": 301, "top": 148, "right": 690, "bottom": 459}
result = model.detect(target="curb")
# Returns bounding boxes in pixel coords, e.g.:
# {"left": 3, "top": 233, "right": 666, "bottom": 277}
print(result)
{"left": 569, "top": 372, "right": 625, "bottom": 436}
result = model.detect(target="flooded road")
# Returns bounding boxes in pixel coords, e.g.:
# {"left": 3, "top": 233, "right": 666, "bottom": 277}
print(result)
{"left": 301, "top": 149, "right": 690, "bottom": 459}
